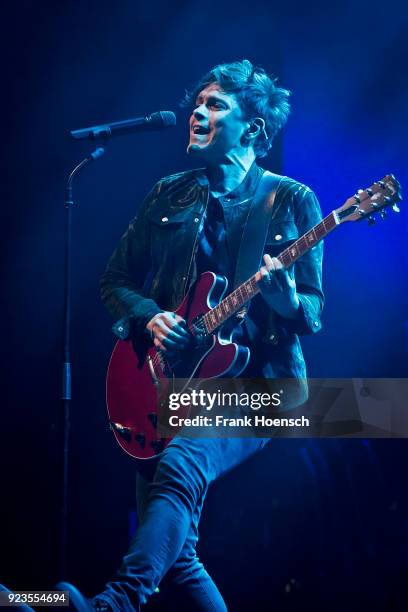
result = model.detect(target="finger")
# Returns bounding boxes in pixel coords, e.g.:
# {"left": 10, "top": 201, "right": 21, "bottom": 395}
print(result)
{"left": 155, "top": 324, "right": 191, "bottom": 346}
{"left": 161, "top": 335, "right": 183, "bottom": 349}
{"left": 154, "top": 318, "right": 179, "bottom": 337}
{"left": 159, "top": 314, "right": 178, "bottom": 329}
{"left": 172, "top": 323, "right": 191, "bottom": 338}
{"left": 272, "top": 257, "right": 284, "bottom": 270}
{"left": 263, "top": 254, "right": 274, "bottom": 272}
{"left": 264, "top": 255, "right": 284, "bottom": 273}
{"left": 174, "top": 313, "right": 185, "bottom": 322}
{"left": 154, "top": 338, "right": 178, "bottom": 359}
{"left": 165, "top": 329, "right": 191, "bottom": 346}
{"left": 152, "top": 312, "right": 178, "bottom": 330}
{"left": 154, "top": 337, "right": 166, "bottom": 352}
{"left": 263, "top": 254, "right": 273, "bottom": 266}
{"left": 258, "top": 267, "right": 286, "bottom": 290}
{"left": 174, "top": 315, "right": 190, "bottom": 329}
{"left": 161, "top": 313, "right": 189, "bottom": 335}
{"left": 259, "top": 266, "right": 272, "bottom": 286}
{"left": 259, "top": 266, "right": 270, "bottom": 280}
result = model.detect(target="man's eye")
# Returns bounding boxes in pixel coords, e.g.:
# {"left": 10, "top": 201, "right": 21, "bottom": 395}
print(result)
{"left": 193, "top": 100, "right": 225, "bottom": 111}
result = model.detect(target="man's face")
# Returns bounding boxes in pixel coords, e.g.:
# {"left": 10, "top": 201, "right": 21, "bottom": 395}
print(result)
{"left": 187, "top": 83, "right": 248, "bottom": 163}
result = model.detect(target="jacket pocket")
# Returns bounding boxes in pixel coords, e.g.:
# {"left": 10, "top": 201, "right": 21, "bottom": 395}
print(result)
{"left": 266, "top": 219, "right": 299, "bottom": 246}
{"left": 146, "top": 200, "right": 203, "bottom": 226}
{"left": 146, "top": 205, "right": 203, "bottom": 293}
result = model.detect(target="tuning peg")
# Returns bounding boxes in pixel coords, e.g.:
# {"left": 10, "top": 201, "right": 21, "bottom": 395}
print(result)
{"left": 380, "top": 210, "right": 387, "bottom": 220}
{"left": 367, "top": 215, "right": 376, "bottom": 225}
{"left": 392, "top": 203, "right": 400, "bottom": 213}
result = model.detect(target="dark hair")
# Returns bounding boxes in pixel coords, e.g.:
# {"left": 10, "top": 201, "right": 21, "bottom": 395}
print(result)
{"left": 182, "top": 59, "right": 291, "bottom": 158}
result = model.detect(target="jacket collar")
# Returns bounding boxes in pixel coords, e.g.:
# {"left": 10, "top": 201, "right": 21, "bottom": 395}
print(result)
{"left": 194, "top": 162, "right": 263, "bottom": 206}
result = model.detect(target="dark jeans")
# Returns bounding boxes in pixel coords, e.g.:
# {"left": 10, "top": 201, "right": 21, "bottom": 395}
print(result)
{"left": 99, "top": 435, "right": 270, "bottom": 611}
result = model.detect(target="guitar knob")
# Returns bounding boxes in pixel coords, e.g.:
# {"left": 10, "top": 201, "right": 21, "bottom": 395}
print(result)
{"left": 148, "top": 413, "right": 158, "bottom": 429}
{"left": 135, "top": 433, "right": 146, "bottom": 448}
{"left": 150, "top": 439, "right": 165, "bottom": 454}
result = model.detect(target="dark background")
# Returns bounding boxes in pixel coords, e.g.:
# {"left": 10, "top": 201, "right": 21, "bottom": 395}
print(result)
{"left": 1, "top": 0, "right": 407, "bottom": 610}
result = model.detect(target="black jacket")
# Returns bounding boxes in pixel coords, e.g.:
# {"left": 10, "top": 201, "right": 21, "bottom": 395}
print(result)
{"left": 100, "top": 165, "right": 324, "bottom": 380}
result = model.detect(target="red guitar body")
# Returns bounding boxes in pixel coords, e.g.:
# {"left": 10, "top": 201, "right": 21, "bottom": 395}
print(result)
{"left": 106, "top": 272, "right": 250, "bottom": 460}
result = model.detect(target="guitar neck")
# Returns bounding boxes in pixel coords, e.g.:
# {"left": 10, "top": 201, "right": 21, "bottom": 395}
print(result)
{"left": 203, "top": 210, "right": 339, "bottom": 334}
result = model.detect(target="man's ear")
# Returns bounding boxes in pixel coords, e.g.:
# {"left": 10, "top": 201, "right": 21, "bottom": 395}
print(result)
{"left": 246, "top": 117, "right": 266, "bottom": 138}
{"left": 245, "top": 117, "right": 266, "bottom": 143}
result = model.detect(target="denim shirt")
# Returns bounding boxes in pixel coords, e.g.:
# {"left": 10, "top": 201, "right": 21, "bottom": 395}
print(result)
{"left": 100, "top": 164, "right": 324, "bottom": 380}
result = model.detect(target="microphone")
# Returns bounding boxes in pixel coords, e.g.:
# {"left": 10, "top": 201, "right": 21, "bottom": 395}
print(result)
{"left": 70, "top": 111, "right": 176, "bottom": 140}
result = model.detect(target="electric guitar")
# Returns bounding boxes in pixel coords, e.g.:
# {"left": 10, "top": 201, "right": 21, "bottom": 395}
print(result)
{"left": 106, "top": 175, "right": 401, "bottom": 459}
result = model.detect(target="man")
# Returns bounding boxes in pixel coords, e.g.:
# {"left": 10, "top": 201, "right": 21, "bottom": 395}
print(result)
{"left": 60, "top": 59, "right": 324, "bottom": 611}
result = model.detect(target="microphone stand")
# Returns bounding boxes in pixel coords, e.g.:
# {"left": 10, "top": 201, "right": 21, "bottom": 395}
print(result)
{"left": 61, "top": 145, "right": 105, "bottom": 578}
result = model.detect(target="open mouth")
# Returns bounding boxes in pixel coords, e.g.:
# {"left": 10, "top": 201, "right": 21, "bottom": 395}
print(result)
{"left": 192, "top": 125, "right": 210, "bottom": 135}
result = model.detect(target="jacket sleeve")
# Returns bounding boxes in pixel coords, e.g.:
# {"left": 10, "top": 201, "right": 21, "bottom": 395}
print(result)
{"left": 100, "top": 182, "right": 163, "bottom": 339}
{"left": 278, "top": 185, "right": 324, "bottom": 336}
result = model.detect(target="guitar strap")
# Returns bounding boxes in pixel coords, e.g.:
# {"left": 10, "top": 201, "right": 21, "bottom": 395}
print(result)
{"left": 233, "top": 168, "right": 282, "bottom": 279}
{"left": 231, "top": 170, "right": 284, "bottom": 343}
{"left": 233, "top": 170, "right": 283, "bottom": 290}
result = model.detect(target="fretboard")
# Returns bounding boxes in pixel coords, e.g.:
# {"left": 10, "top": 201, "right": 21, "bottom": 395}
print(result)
{"left": 203, "top": 210, "right": 338, "bottom": 334}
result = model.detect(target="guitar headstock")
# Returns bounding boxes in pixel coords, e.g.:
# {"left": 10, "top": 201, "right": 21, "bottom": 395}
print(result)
{"left": 335, "top": 174, "right": 402, "bottom": 224}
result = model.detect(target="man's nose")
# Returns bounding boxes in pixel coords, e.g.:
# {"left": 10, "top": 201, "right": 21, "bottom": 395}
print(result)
{"left": 193, "top": 104, "right": 207, "bottom": 120}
